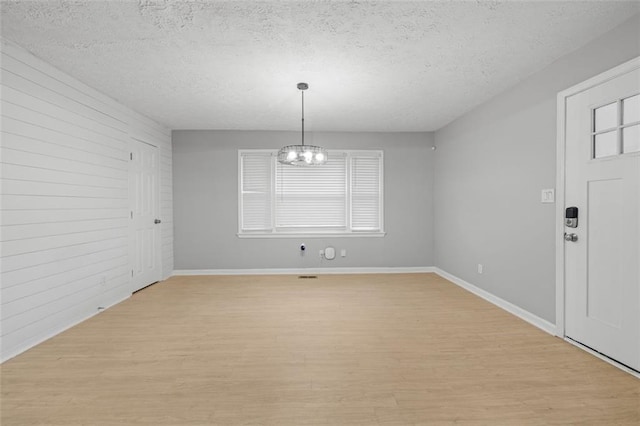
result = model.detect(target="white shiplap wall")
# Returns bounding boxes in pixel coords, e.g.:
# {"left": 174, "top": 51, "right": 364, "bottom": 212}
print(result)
{"left": 0, "top": 39, "right": 173, "bottom": 361}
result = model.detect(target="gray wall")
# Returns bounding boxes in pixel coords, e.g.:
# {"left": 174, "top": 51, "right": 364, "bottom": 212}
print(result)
{"left": 173, "top": 130, "right": 434, "bottom": 270}
{"left": 433, "top": 14, "right": 640, "bottom": 323}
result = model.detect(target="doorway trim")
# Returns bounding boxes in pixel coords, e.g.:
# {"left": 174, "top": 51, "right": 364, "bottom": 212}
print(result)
{"left": 555, "top": 56, "right": 640, "bottom": 340}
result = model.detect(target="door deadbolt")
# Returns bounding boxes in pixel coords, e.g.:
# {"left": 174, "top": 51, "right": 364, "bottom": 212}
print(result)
{"left": 565, "top": 206, "right": 578, "bottom": 228}
{"left": 564, "top": 232, "right": 578, "bottom": 242}
{"left": 154, "top": 219, "right": 161, "bottom": 224}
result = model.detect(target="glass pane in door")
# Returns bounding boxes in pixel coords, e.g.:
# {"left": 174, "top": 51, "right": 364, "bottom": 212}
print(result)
{"left": 594, "top": 102, "right": 618, "bottom": 132}
{"left": 622, "top": 94, "right": 640, "bottom": 125}
{"left": 622, "top": 125, "right": 640, "bottom": 154}
{"left": 594, "top": 130, "right": 618, "bottom": 158}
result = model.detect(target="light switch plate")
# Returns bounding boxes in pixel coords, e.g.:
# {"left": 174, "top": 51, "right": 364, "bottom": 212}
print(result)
{"left": 541, "top": 189, "right": 555, "bottom": 203}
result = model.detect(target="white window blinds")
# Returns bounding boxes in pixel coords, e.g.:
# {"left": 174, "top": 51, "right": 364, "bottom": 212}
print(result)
{"left": 239, "top": 151, "right": 272, "bottom": 231}
{"left": 275, "top": 153, "right": 347, "bottom": 230}
{"left": 351, "top": 153, "right": 382, "bottom": 230}
{"left": 239, "top": 149, "right": 383, "bottom": 236}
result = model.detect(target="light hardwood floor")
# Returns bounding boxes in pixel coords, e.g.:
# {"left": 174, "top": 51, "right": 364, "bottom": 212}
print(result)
{"left": 1, "top": 273, "right": 638, "bottom": 425}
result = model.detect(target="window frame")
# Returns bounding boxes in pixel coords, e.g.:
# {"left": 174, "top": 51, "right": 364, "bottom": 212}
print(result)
{"left": 238, "top": 149, "right": 385, "bottom": 238}
{"left": 591, "top": 93, "right": 640, "bottom": 160}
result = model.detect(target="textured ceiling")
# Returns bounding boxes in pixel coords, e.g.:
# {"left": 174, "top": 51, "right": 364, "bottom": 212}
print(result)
{"left": 1, "top": 1, "right": 639, "bottom": 132}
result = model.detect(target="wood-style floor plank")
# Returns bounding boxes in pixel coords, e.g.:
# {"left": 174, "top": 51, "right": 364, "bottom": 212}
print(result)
{"left": 1, "top": 273, "right": 638, "bottom": 425}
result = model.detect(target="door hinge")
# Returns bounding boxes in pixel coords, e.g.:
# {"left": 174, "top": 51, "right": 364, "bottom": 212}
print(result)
{"left": 131, "top": 269, "right": 134, "bottom": 277}
{"left": 130, "top": 152, "right": 133, "bottom": 160}
{"left": 130, "top": 211, "right": 133, "bottom": 219}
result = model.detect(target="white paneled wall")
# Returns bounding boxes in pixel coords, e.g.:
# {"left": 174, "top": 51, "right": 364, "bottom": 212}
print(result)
{"left": 0, "top": 39, "right": 173, "bottom": 361}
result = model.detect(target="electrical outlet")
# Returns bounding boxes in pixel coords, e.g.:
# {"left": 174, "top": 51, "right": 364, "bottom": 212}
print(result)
{"left": 341, "top": 249, "right": 347, "bottom": 257}
{"left": 477, "top": 264, "right": 483, "bottom": 274}
{"left": 319, "top": 249, "right": 324, "bottom": 258}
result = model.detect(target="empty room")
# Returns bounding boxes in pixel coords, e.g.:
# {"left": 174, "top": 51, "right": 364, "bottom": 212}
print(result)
{"left": 1, "top": 1, "right": 639, "bottom": 424}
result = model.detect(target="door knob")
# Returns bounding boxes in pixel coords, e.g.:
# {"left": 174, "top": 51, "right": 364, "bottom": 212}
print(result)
{"left": 564, "top": 232, "right": 578, "bottom": 242}
{"left": 154, "top": 219, "right": 161, "bottom": 224}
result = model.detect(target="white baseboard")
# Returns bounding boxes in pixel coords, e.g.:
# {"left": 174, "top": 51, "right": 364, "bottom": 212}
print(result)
{"left": 172, "top": 267, "right": 556, "bottom": 336}
{"left": 3, "top": 267, "right": 561, "bottom": 367}
{"left": 173, "top": 266, "right": 435, "bottom": 276}
{"left": 1, "top": 294, "right": 130, "bottom": 363}
{"left": 433, "top": 268, "right": 557, "bottom": 336}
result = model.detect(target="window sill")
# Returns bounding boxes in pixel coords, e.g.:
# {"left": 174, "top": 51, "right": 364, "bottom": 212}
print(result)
{"left": 237, "top": 231, "right": 386, "bottom": 239}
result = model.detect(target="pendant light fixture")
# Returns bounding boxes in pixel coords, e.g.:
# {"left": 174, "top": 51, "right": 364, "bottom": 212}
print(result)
{"left": 277, "top": 83, "right": 327, "bottom": 166}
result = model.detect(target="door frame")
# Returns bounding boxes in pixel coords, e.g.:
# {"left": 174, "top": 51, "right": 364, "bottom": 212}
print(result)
{"left": 128, "top": 135, "right": 162, "bottom": 292}
{"left": 555, "top": 56, "right": 640, "bottom": 374}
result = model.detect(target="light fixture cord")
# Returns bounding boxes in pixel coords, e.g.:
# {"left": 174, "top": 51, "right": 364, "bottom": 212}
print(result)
{"left": 301, "top": 89, "right": 305, "bottom": 146}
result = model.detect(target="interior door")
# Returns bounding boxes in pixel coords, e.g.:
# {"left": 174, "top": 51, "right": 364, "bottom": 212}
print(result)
{"left": 129, "top": 138, "right": 161, "bottom": 292}
{"left": 564, "top": 67, "right": 640, "bottom": 371}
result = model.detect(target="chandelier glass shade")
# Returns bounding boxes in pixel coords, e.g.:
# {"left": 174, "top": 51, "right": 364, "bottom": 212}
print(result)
{"left": 277, "top": 144, "right": 327, "bottom": 166}
{"left": 277, "top": 83, "right": 327, "bottom": 166}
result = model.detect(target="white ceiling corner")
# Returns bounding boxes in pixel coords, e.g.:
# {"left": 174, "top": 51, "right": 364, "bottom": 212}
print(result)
{"left": 1, "top": 0, "right": 639, "bottom": 132}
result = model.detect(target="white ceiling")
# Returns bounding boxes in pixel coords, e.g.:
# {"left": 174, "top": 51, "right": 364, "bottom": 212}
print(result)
{"left": 1, "top": 1, "right": 639, "bottom": 132}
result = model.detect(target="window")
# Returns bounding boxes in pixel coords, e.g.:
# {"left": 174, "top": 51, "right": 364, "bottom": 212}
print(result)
{"left": 592, "top": 94, "right": 640, "bottom": 159}
{"left": 239, "top": 149, "right": 384, "bottom": 237}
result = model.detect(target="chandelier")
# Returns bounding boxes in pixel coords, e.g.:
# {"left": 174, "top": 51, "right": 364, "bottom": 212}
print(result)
{"left": 277, "top": 83, "right": 328, "bottom": 166}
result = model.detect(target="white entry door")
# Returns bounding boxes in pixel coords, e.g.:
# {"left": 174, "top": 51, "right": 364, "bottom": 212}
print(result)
{"left": 564, "top": 64, "right": 640, "bottom": 371}
{"left": 129, "top": 138, "right": 161, "bottom": 292}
